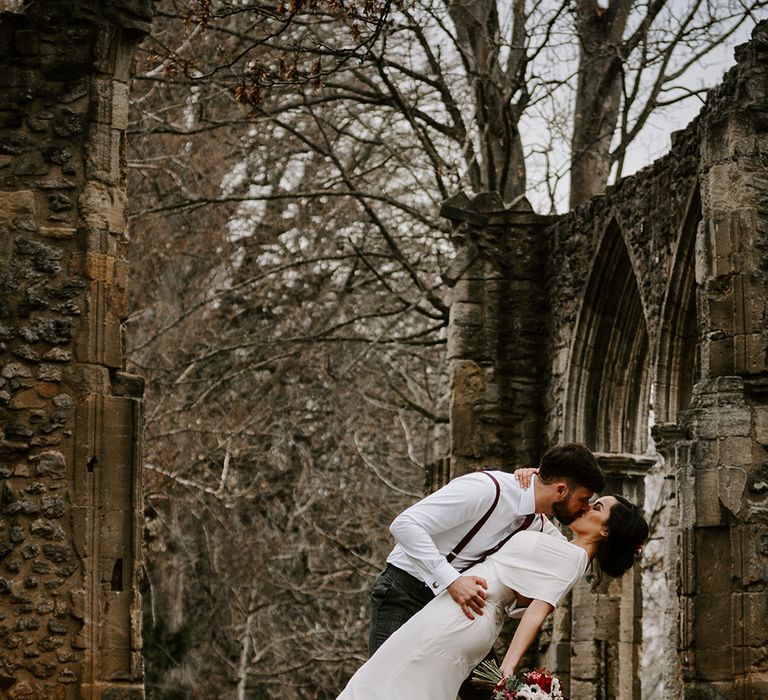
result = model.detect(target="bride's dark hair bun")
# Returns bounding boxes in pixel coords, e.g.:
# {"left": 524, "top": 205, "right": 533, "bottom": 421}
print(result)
{"left": 595, "top": 495, "right": 648, "bottom": 578}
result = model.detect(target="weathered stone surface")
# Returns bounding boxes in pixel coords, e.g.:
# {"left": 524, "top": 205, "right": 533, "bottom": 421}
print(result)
{"left": 449, "top": 301, "right": 483, "bottom": 327}
{"left": 0, "top": 4, "right": 147, "bottom": 697}
{"left": 40, "top": 495, "right": 65, "bottom": 518}
{"left": 13, "top": 238, "right": 64, "bottom": 275}
{"left": 35, "top": 365, "right": 62, "bottom": 383}
{"left": 30, "top": 451, "right": 65, "bottom": 479}
{"left": 443, "top": 22, "right": 768, "bottom": 699}
{"left": 8, "top": 681, "right": 35, "bottom": 700}
{"left": 101, "top": 686, "right": 145, "bottom": 700}
{"left": 30, "top": 520, "right": 64, "bottom": 541}
{"left": 41, "top": 544, "right": 69, "bottom": 564}
{"left": 2, "top": 364, "right": 31, "bottom": 379}
{"left": 10, "top": 389, "right": 47, "bottom": 409}
{"left": 19, "top": 318, "right": 72, "bottom": 345}
{"left": 41, "top": 348, "right": 71, "bottom": 363}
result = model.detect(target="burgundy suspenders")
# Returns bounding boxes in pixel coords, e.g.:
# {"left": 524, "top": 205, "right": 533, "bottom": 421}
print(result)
{"left": 459, "top": 514, "right": 537, "bottom": 571}
{"left": 446, "top": 472, "right": 501, "bottom": 564}
{"left": 445, "top": 472, "right": 541, "bottom": 572}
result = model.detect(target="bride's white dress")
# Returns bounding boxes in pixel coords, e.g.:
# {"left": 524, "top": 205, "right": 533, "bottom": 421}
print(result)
{"left": 338, "top": 531, "right": 587, "bottom": 700}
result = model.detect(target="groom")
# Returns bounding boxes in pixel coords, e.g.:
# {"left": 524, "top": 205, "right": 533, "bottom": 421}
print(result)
{"left": 368, "top": 443, "right": 604, "bottom": 699}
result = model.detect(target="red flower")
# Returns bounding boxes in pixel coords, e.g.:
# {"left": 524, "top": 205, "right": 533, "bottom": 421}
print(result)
{"left": 525, "top": 670, "right": 553, "bottom": 693}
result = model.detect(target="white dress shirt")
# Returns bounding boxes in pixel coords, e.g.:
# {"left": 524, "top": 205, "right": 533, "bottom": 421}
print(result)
{"left": 386, "top": 472, "right": 565, "bottom": 594}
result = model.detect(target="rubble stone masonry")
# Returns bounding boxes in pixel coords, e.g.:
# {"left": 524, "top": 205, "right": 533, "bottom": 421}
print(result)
{"left": 0, "top": 2, "right": 149, "bottom": 699}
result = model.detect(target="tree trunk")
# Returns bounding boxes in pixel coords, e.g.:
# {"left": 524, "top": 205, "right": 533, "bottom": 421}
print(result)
{"left": 446, "top": 0, "right": 527, "bottom": 203}
{"left": 569, "top": 0, "right": 632, "bottom": 209}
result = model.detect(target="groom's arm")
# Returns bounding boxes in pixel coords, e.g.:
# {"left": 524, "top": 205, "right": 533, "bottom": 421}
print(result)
{"left": 389, "top": 473, "right": 492, "bottom": 591}
{"left": 444, "top": 575, "right": 489, "bottom": 620}
{"left": 389, "top": 473, "right": 493, "bottom": 617}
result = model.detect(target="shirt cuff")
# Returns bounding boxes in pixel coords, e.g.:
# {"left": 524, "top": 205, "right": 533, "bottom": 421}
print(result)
{"left": 426, "top": 561, "right": 461, "bottom": 595}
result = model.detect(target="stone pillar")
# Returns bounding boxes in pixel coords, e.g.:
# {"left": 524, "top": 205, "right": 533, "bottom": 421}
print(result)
{"left": 0, "top": 2, "right": 149, "bottom": 699}
{"left": 677, "top": 22, "right": 768, "bottom": 698}
{"left": 567, "top": 453, "right": 652, "bottom": 700}
{"left": 440, "top": 192, "right": 558, "bottom": 480}
{"left": 675, "top": 379, "right": 766, "bottom": 697}
{"left": 649, "top": 422, "right": 688, "bottom": 699}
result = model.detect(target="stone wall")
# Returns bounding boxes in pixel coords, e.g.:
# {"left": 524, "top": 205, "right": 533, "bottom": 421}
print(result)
{"left": 673, "top": 28, "right": 768, "bottom": 698}
{"left": 444, "top": 21, "right": 768, "bottom": 699}
{"left": 440, "top": 194, "right": 557, "bottom": 477}
{"left": 0, "top": 2, "right": 149, "bottom": 699}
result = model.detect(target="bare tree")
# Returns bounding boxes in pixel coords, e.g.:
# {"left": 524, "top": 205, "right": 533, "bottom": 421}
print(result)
{"left": 127, "top": 1, "right": 764, "bottom": 697}
{"left": 129, "top": 12, "right": 450, "bottom": 696}
{"left": 570, "top": 0, "right": 763, "bottom": 207}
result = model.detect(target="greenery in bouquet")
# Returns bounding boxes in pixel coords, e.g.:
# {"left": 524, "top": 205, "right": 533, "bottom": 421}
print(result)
{"left": 472, "top": 659, "right": 567, "bottom": 700}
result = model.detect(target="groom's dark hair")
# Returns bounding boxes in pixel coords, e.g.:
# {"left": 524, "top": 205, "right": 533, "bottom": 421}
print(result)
{"left": 537, "top": 443, "right": 604, "bottom": 493}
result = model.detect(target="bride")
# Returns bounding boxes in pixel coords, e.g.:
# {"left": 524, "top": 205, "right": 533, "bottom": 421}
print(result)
{"left": 338, "top": 495, "right": 647, "bottom": 700}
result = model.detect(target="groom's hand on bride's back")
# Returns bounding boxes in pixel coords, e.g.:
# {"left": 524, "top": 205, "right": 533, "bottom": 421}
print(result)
{"left": 447, "top": 576, "right": 488, "bottom": 620}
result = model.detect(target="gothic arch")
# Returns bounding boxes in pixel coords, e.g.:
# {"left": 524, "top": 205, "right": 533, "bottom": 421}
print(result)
{"left": 565, "top": 221, "right": 651, "bottom": 453}
{"left": 654, "top": 185, "right": 701, "bottom": 423}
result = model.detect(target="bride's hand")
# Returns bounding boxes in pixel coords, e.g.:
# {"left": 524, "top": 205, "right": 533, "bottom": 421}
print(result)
{"left": 499, "top": 664, "right": 515, "bottom": 679}
{"left": 493, "top": 677, "right": 509, "bottom": 692}
{"left": 512, "top": 467, "right": 538, "bottom": 489}
{"left": 447, "top": 575, "right": 488, "bottom": 620}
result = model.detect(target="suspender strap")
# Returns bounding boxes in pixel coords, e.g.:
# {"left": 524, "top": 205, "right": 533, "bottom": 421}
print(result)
{"left": 457, "top": 513, "right": 536, "bottom": 572}
{"left": 446, "top": 472, "right": 500, "bottom": 564}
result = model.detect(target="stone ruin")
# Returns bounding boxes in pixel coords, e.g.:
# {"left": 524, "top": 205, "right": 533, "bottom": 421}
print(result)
{"left": 0, "top": 2, "right": 150, "bottom": 699}
{"left": 442, "top": 21, "right": 768, "bottom": 700}
{"left": 0, "top": 1, "right": 766, "bottom": 698}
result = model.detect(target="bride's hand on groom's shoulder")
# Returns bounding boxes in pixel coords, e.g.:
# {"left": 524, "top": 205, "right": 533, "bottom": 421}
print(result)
{"left": 513, "top": 467, "right": 539, "bottom": 489}
{"left": 447, "top": 575, "right": 488, "bottom": 620}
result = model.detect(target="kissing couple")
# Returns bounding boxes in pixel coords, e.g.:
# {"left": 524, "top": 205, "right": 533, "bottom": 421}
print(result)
{"left": 338, "top": 443, "right": 648, "bottom": 699}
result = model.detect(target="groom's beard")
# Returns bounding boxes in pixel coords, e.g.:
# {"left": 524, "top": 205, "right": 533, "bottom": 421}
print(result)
{"left": 552, "top": 500, "right": 579, "bottom": 526}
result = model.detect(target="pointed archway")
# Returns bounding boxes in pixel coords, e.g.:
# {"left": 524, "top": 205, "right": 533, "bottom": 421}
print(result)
{"left": 647, "top": 184, "right": 702, "bottom": 697}
{"left": 565, "top": 220, "right": 651, "bottom": 454}
{"left": 559, "top": 220, "right": 653, "bottom": 700}
{"left": 654, "top": 185, "right": 701, "bottom": 424}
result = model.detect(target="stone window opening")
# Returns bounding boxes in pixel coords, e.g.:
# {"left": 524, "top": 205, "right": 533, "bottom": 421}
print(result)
{"left": 111, "top": 558, "right": 124, "bottom": 592}
{"left": 643, "top": 184, "right": 702, "bottom": 697}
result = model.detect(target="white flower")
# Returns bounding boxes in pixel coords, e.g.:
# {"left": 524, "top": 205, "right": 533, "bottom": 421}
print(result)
{"left": 515, "top": 678, "right": 565, "bottom": 700}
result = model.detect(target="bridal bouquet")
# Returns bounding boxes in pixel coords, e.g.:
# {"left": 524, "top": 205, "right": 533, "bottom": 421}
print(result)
{"left": 472, "top": 660, "right": 566, "bottom": 700}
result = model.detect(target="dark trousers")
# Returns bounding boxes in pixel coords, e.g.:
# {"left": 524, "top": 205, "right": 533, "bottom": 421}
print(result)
{"left": 368, "top": 564, "right": 493, "bottom": 700}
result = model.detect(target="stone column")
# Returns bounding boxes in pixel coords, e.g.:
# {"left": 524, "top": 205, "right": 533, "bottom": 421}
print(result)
{"left": 675, "top": 379, "right": 765, "bottom": 697}
{"left": 440, "top": 192, "right": 558, "bottom": 480}
{"left": 678, "top": 22, "right": 768, "bottom": 698}
{"left": 0, "top": 2, "right": 149, "bottom": 699}
{"left": 568, "top": 453, "right": 653, "bottom": 700}
{"left": 649, "top": 422, "right": 688, "bottom": 699}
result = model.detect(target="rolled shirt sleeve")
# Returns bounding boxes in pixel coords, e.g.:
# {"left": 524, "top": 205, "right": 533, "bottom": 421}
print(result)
{"left": 388, "top": 473, "right": 498, "bottom": 594}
